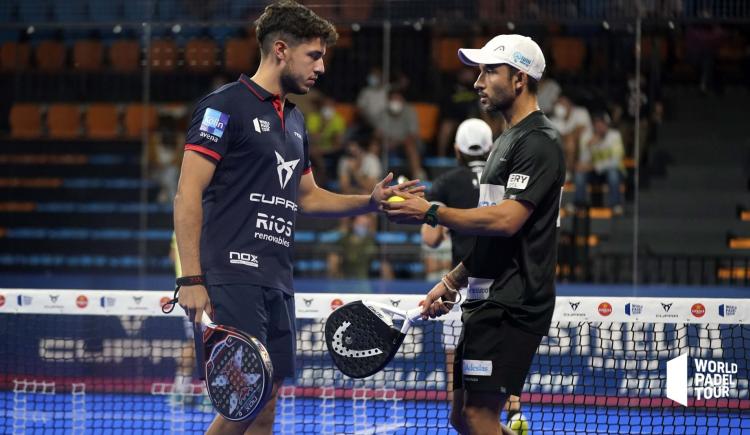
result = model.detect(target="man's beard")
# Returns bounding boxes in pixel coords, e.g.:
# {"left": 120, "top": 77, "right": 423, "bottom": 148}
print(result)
{"left": 280, "top": 64, "right": 307, "bottom": 95}
{"left": 483, "top": 93, "right": 514, "bottom": 114}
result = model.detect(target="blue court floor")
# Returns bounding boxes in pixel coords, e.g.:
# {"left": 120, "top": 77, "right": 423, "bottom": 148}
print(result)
{"left": 1, "top": 393, "right": 748, "bottom": 434}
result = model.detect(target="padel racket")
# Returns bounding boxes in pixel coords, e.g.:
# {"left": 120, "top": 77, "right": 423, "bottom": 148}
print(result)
{"left": 200, "top": 312, "right": 274, "bottom": 421}
{"left": 325, "top": 300, "right": 423, "bottom": 378}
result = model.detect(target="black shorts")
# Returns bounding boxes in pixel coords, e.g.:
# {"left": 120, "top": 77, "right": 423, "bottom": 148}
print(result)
{"left": 205, "top": 283, "right": 296, "bottom": 379}
{"left": 453, "top": 300, "right": 543, "bottom": 396}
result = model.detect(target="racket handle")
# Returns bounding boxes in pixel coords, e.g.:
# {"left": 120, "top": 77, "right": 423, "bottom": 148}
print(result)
{"left": 201, "top": 311, "right": 216, "bottom": 328}
{"left": 406, "top": 307, "right": 423, "bottom": 322}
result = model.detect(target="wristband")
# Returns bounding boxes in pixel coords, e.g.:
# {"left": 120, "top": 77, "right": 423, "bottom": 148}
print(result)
{"left": 175, "top": 275, "right": 206, "bottom": 287}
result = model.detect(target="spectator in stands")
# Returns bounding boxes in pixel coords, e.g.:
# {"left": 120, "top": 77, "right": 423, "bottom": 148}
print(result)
{"left": 307, "top": 95, "right": 346, "bottom": 185}
{"left": 356, "top": 67, "right": 388, "bottom": 128}
{"left": 435, "top": 69, "right": 481, "bottom": 156}
{"left": 373, "top": 89, "right": 425, "bottom": 179}
{"left": 537, "top": 76, "right": 561, "bottom": 116}
{"left": 551, "top": 94, "right": 592, "bottom": 181}
{"left": 338, "top": 139, "right": 383, "bottom": 195}
{"left": 327, "top": 214, "right": 378, "bottom": 279}
{"left": 574, "top": 112, "right": 625, "bottom": 215}
{"left": 150, "top": 125, "right": 182, "bottom": 203}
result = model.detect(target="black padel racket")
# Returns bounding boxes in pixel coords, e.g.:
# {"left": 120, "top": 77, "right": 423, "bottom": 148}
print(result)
{"left": 200, "top": 312, "right": 274, "bottom": 421}
{"left": 325, "top": 300, "right": 422, "bottom": 378}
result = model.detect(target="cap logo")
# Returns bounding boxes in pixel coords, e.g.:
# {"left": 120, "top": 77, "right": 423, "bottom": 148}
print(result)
{"left": 513, "top": 51, "right": 532, "bottom": 67}
{"left": 494, "top": 45, "right": 505, "bottom": 52}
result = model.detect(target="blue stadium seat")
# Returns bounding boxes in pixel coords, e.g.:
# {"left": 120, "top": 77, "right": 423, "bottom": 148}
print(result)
{"left": 18, "top": 0, "right": 49, "bottom": 23}
{"left": 88, "top": 0, "right": 121, "bottom": 23}
{"left": 51, "top": 0, "right": 87, "bottom": 23}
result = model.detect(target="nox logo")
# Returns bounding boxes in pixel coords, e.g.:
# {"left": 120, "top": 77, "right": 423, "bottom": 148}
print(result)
{"left": 569, "top": 301, "right": 580, "bottom": 311}
{"left": 390, "top": 299, "right": 401, "bottom": 307}
{"left": 661, "top": 303, "right": 673, "bottom": 312}
{"left": 303, "top": 298, "right": 313, "bottom": 307}
{"left": 49, "top": 295, "right": 59, "bottom": 303}
{"left": 229, "top": 251, "right": 259, "bottom": 268}
{"left": 256, "top": 212, "right": 293, "bottom": 237}
{"left": 275, "top": 151, "right": 299, "bottom": 189}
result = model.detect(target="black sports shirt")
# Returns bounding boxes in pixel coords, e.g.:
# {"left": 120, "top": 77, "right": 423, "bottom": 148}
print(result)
{"left": 184, "top": 74, "right": 311, "bottom": 294}
{"left": 426, "top": 162, "right": 484, "bottom": 266}
{"left": 462, "top": 111, "right": 565, "bottom": 335}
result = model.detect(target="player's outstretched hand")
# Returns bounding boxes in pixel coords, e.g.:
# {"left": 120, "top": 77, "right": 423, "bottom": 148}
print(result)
{"left": 419, "top": 280, "right": 456, "bottom": 320}
{"left": 178, "top": 285, "right": 212, "bottom": 324}
{"left": 369, "top": 173, "right": 426, "bottom": 211}
{"left": 381, "top": 188, "right": 431, "bottom": 225}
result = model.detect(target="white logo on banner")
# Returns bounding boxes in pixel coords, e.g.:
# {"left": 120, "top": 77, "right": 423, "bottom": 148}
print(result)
{"left": 667, "top": 352, "right": 739, "bottom": 406}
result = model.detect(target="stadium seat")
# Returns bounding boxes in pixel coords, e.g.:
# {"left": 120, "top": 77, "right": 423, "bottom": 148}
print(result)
{"left": 73, "top": 40, "right": 104, "bottom": 71}
{"left": 124, "top": 104, "right": 158, "bottom": 138}
{"left": 334, "top": 103, "right": 356, "bottom": 126}
{"left": 35, "top": 40, "right": 66, "bottom": 72}
{"left": 412, "top": 102, "right": 440, "bottom": 143}
{"left": 109, "top": 39, "right": 140, "bottom": 72}
{"left": 550, "top": 37, "right": 586, "bottom": 73}
{"left": 0, "top": 42, "right": 31, "bottom": 71}
{"left": 48, "top": 104, "right": 82, "bottom": 139}
{"left": 9, "top": 104, "right": 43, "bottom": 138}
{"left": 185, "top": 38, "right": 217, "bottom": 72}
{"left": 86, "top": 104, "right": 120, "bottom": 139}
{"left": 224, "top": 38, "right": 256, "bottom": 73}
{"left": 433, "top": 37, "right": 464, "bottom": 72}
{"left": 149, "top": 39, "right": 177, "bottom": 72}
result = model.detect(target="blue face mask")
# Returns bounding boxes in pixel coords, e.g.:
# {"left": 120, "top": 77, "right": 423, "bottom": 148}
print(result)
{"left": 353, "top": 224, "right": 369, "bottom": 238}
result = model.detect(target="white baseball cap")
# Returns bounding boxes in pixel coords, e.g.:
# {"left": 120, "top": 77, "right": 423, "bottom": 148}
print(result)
{"left": 458, "top": 34, "right": 546, "bottom": 81}
{"left": 455, "top": 118, "right": 493, "bottom": 156}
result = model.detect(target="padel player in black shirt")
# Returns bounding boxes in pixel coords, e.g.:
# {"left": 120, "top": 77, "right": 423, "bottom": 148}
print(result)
{"left": 383, "top": 34, "right": 564, "bottom": 435}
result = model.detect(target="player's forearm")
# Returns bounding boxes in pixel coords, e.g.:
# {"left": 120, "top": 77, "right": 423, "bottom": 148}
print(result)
{"left": 436, "top": 204, "right": 518, "bottom": 237}
{"left": 445, "top": 262, "right": 470, "bottom": 288}
{"left": 173, "top": 189, "right": 204, "bottom": 276}
{"left": 299, "top": 186, "right": 374, "bottom": 217}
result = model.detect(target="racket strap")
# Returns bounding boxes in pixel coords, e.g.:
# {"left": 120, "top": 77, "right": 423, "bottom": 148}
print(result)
{"left": 161, "top": 274, "right": 206, "bottom": 314}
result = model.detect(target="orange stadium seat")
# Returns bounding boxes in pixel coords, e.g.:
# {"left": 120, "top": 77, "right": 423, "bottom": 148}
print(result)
{"left": 334, "top": 103, "right": 356, "bottom": 126}
{"left": 412, "top": 102, "right": 440, "bottom": 143}
{"left": 224, "top": 38, "right": 256, "bottom": 73}
{"left": 35, "top": 40, "right": 66, "bottom": 72}
{"left": 149, "top": 39, "right": 177, "bottom": 72}
{"left": 433, "top": 37, "right": 464, "bottom": 72}
{"left": 86, "top": 104, "right": 120, "bottom": 139}
{"left": 9, "top": 104, "right": 42, "bottom": 138}
{"left": 185, "top": 39, "right": 217, "bottom": 72}
{"left": 48, "top": 104, "right": 82, "bottom": 139}
{"left": 124, "top": 104, "right": 158, "bottom": 138}
{"left": 1, "top": 42, "right": 31, "bottom": 71}
{"left": 110, "top": 40, "right": 140, "bottom": 72}
{"left": 73, "top": 40, "right": 104, "bottom": 71}
{"left": 550, "top": 36, "right": 586, "bottom": 73}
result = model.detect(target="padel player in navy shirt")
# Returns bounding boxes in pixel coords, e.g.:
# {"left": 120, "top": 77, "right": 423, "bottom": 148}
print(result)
{"left": 173, "top": 2, "right": 422, "bottom": 434}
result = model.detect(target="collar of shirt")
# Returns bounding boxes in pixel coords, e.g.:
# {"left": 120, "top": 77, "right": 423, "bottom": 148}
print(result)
{"left": 237, "top": 73, "right": 297, "bottom": 110}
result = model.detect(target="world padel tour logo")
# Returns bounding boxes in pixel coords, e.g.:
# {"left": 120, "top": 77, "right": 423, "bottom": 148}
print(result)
{"left": 17, "top": 295, "right": 33, "bottom": 306}
{"left": 598, "top": 302, "right": 612, "bottom": 316}
{"left": 667, "top": 353, "right": 739, "bottom": 406}
{"left": 101, "top": 296, "right": 116, "bottom": 308}
{"left": 691, "top": 303, "right": 706, "bottom": 318}
{"left": 330, "top": 298, "right": 343, "bottom": 310}
{"left": 76, "top": 295, "right": 88, "bottom": 309}
{"left": 719, "top": 304, "right": 737, "bottom": 317}
{"left": 625, "top": 303, "right": 643, "bottom": 316}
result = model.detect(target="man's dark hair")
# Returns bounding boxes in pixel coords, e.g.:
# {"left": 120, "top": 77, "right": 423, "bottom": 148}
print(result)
{"left": 507, "top": 65, "right": 538, "bottom": 94}
{"left": 255, "top": 0, "right": 338, "bottom": 54}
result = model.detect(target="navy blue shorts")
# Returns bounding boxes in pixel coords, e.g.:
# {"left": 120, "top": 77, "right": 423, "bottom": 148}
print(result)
{"left": 204, "top": 283, "right": 296, "bottom": 380}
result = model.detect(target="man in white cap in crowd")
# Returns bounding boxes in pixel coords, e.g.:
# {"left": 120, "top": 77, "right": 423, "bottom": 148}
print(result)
{"left": 383, "top": 34, "right": 565, "bottom": 434}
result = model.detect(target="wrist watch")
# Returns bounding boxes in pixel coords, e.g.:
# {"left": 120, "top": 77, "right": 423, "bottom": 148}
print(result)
{"left": 424, "top": 204, "right": 440, "bottom": 227}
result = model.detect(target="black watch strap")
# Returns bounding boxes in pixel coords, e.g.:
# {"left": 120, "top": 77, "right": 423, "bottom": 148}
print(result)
{"left": 424, "top": 204, "right": 440, "bottom": 227}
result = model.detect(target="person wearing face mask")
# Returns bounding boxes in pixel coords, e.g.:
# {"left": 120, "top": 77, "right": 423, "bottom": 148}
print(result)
{"left": 435, "top": 69, "right": 484, "bottom": 157}
{"left": 338, "top": 139, "right": 384, "bottom": 195}
{"left": 550, "top": 94, "right": 592, "bottom": 182}
{"left": 306, "top": 95, "right": 346, "bottom": 185}
{"left": 356, "top": 67, "right": 389, "bottom": 128}
{"left": 327, "top": 214, "right": 378, "bottom": 279}
{"left": 373, "top": 89, "right": 426, "bottom": 179}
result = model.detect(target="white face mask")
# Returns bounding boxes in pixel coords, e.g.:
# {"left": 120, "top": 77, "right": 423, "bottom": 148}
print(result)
{"left": 388, "top": 100, "right": 403, "bottom": 114}
{"left": 553, "top": 103, "right": 568, "bottom": 119}
{"left": 321, "top": 106, "right": 334, "bottom": 120}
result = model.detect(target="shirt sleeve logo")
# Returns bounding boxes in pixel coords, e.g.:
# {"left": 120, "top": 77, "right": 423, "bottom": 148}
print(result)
{"left": 507, "top": 173, "right": 530, "bottom": 190}
{"left": 200, "top": 108, "right": 229, "bottom": 138}
{"left": 275, "top": 151, "right": 300, "bottom": 189}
